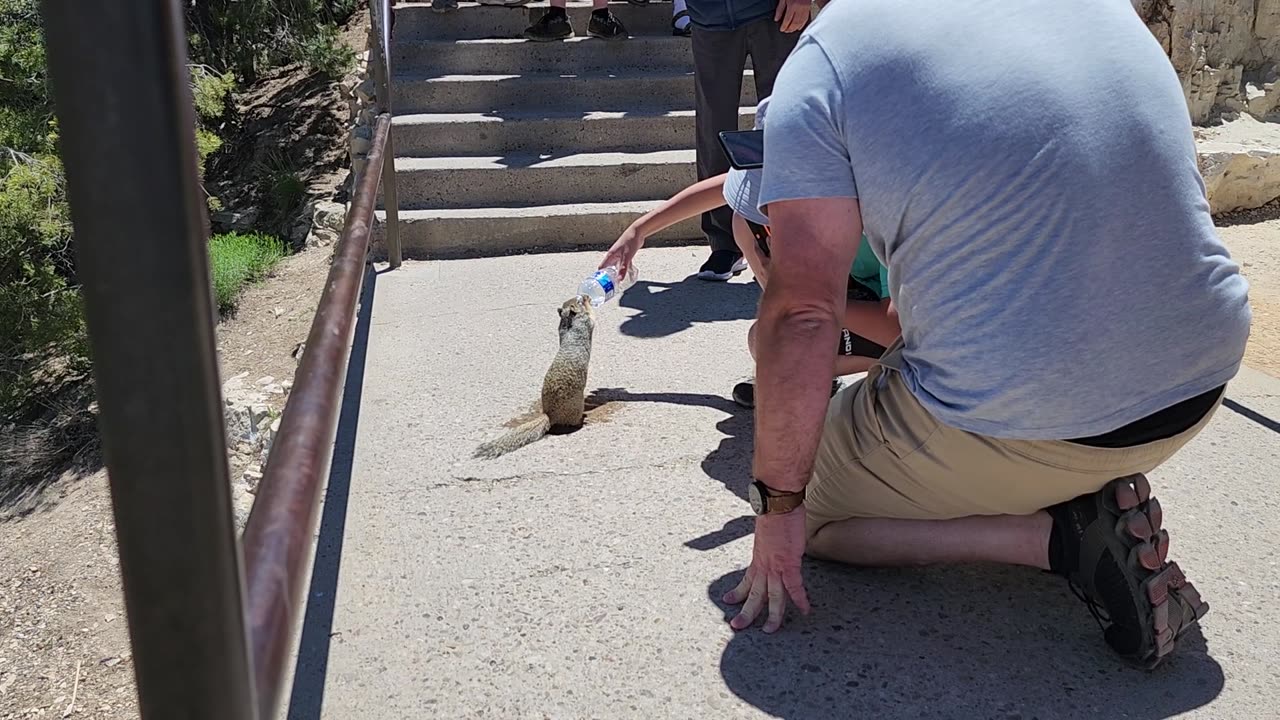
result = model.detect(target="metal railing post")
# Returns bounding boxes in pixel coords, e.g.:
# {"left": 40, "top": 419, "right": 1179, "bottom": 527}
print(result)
{"left": 40, "top": 2, "right": 257, "bottom": 718}
{"left": 371, "top": 0, "right": 402, "bottom": 268}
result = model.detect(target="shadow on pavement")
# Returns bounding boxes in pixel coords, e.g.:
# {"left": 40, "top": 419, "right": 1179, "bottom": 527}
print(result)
{"left": 586, "top": 386, "right": 753, "bottom": 497}
{"left": 709, "top": 563, "right": 1224, "bottom": 719}
{"left": 285, "top": 266, "right": 377, "bottom": 720}
{"left": 585, "top": 387, "right": 757, "bottom": 550}
{"left": 617, "top": 277, "right": 759, "bottom": 338}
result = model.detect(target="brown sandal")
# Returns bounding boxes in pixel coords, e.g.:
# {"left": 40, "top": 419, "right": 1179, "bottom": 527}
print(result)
{"left": 1048, "top": 474, "right": 1209, "bottom": 668}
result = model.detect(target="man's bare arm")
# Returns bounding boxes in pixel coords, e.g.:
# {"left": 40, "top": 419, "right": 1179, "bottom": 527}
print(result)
{"left": 753, "top": 197, "right": 863, "bottom": 493}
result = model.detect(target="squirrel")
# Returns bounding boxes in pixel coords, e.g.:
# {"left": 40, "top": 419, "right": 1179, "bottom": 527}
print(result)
{"left": 474, "top": 295, "right": 595, "bottom": 459}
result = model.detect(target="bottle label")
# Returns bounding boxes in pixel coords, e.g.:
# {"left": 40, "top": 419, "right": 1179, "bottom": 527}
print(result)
{"left": 595, "top": 271, "right": 615, "bottom": 295}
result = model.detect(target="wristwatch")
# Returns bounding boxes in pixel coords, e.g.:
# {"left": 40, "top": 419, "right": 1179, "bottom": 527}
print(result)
{"left": 748, "top": 480, "right": 806, "bottom": 515}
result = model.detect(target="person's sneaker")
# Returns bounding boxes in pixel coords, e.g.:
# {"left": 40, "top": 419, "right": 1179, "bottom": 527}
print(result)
{"left": 587, "top": 9, "right": 628, "bottom": 40}
{"left": 432, "top": 0, "right": 458, "bottom": 11}
{"left": 1047, "top": 475, "right": 1210, "bottom": 668}
{"left": 732, "top": 378, "right": 841, "bottom": 409}
{"left": 524, "top": 9, "right": 573, "bottom": 41}
{"left": 697, "top": 250, "right": 748, "bottom": 281}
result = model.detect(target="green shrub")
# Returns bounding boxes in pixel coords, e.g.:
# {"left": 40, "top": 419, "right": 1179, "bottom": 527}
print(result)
{"left": 208, "top": 232, "right": 285, "bottom": 315}
{"left": 254, "top": 149, "right": 307, "bottom": 225}
{"left": 185, "top": 1, "right": 360, "bottom": 81}
{"left": 294, "top": 23, "right": 356, "bottom": 78}
{"left": 0, "top": 155, "right": 85, "bottom": 418}
{"left": 0, "top": 0, "right": 53, "bottom": 156}
{"left": 190, "top": 65, "right": 236, "bottom": 121}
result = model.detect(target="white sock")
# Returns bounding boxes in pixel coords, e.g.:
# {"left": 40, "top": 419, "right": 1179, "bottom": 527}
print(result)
{"left": 673, "top": 0, "right": 690, "bottom": 29}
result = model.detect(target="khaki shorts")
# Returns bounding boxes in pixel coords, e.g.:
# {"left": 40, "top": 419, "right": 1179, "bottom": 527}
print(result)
{"left": 806, "top": 343, "right": 1222, "bottom": 532}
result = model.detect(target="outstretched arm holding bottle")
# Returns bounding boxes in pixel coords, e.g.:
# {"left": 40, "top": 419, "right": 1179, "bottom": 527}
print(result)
{"left": 599, "top": 174, "right": 732, "bottom": 278}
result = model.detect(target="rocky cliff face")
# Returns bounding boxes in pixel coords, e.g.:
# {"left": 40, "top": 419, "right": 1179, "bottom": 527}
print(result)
{"left": 1138, "top": 0, "right": 1280, "bottom": 124}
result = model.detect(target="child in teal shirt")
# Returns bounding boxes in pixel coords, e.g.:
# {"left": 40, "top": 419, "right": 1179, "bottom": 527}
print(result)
{"left": 600, "top": 169, "right": 899, "bottom": 407}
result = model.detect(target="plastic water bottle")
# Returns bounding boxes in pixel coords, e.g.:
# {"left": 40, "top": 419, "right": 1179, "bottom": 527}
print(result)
{"left": 578, "top": 265, "right": 638, "bottom": 307}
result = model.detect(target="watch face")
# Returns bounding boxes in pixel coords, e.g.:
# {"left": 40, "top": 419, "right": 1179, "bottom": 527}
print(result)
{"left": 748, "top": 482, "right": 765, "bottom": 515}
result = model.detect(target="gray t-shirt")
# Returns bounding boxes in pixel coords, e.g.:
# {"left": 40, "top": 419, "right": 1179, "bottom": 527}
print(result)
{"left": 758, "top": 0, "right": 1251, "bottom": 439}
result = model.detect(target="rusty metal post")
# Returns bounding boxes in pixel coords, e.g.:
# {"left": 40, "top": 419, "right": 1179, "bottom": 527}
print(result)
{"left": 241, "top": 114, "right": 393, "bottom": 719}
{"left": 370, "top": 0, "right": 402, "bottom": 268}
{"left": 40, "top": 1, "right": 257, "bottom": 718}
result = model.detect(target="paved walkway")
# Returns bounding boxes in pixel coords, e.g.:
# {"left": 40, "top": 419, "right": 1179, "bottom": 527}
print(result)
{"left": 287, "top": 248, "right": 1280, "bottom": 719}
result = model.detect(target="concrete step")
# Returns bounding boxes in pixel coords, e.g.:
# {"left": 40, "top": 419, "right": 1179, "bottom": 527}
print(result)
{"left": 392, "top": 149, "right": 695, "bottom": 209}
{"left": 393, "top": 107, "right": 755, "bottom": 156}
{"left": 394, "top": 35, "right": 693, "bottom": 75}
{"left": 374, "top": 200, "right": 702, "bottom": 258}
{"left": 393, "top": 1, "right": 677, "bottom": 42}
{"left": 393, "top": 69, "right": 757, "bottom": 113}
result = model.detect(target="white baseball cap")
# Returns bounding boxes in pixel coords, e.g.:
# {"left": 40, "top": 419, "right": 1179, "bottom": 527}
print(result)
{"left": 722, "top": 96, "right": 770, "bottom": 227}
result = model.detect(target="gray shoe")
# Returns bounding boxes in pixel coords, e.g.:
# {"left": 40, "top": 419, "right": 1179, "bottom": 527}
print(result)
{"left": 432, "top": 0, "right": 458, "bottom": 11}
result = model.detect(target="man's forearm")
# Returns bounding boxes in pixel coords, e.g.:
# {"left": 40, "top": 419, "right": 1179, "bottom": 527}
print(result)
{"left": 753, "top": 292, "right": 842, "bottom": 493}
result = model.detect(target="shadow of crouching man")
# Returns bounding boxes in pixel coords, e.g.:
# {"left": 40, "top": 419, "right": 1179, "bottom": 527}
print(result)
{"left": 708, "top": 561, "right": 1223, "bottom": 719}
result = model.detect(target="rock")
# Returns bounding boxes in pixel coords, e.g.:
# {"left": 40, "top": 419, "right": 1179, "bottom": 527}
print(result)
{"left": 1136, "top": 1, "right": 1280, "bottom": 124}
{"left": 260, "top": 416, "right": 283, "bottom": 465}
{"left": 1197, "top": 115, "right": 1280, "bottom": 212}
{"left": 290, "top": 219, "right": 312, "bottom": 246}
{"left": 273, "top": 307, "right": 285, "bottom": 318}
{"left": 256, "top": 376, "right": 275, "bottom": 387}
{"left": 250, "top": 403, "right": 271, "bottom": 423}
{"left": 306, "top": 227, "right": 340, "bottom": 248}
{"left": 312, "top": 200, "right": 347, "bottom": 232}
{"left": 243, "top": 468, "right": 263, "bottom": 484}
{"left": 353, "top": 76, "right": 375, "bottom": 103}
{"left": 224, "top": 391, "right": 269, "bottom": 447}
{"left": 209, "top": 208, "right": 259, "bottom": 233}
{"left": 231, "top": 484, "right": 255, "bottom": 533}
{"left": 350, "top": 134, "right": 373, "bottom": 156}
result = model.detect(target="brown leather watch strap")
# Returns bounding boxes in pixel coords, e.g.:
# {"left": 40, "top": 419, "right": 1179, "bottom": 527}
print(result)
{"left": 752, "top": 481, "right": 806, "bottom": 515}
{"left": 765, "top": 490, "right": 805, "bottom": 514}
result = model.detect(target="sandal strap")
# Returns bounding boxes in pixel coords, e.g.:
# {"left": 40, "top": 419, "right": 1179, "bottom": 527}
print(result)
{"left": 1075, "top": 514, "right": 1113, "bottom": 596}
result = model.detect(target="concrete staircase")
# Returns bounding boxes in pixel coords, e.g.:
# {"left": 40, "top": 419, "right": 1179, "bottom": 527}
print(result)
{"left": 379, "top": 1, "right": 757, "bottom": 258}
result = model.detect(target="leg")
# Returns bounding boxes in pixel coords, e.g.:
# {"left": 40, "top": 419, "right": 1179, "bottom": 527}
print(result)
{"left": 525, "top": 0, "right": 573, "bottom": 40}
{"left": 672, "top": 0, "right": 691, "bottom": 36}
{"left": 732, "top": 214, "right": 769, "bottom": 287}
{"left": 693, "top": 27, "right": 748, "bottom": 254}
{"left": 803, "top": 357, "right": 1221, "bottom": 666}
{"left": 746, "top": 321, "right": 878, "bottom": 375}
{"left": 744, "top": 17, "right": 801, "bottom": 101}
{"left": 808, "top": 512, "right": 1053, "bottom": 569}
{"left": 587, "top": 0, "right": 628, "bottom": 39}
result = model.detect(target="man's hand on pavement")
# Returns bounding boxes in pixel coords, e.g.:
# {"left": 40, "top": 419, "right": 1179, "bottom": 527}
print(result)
{"left": 723, "top": 508, "right": 811, "bottom": 633}
{"left": 775, "top": 0, "right": 810, "bottom": 34}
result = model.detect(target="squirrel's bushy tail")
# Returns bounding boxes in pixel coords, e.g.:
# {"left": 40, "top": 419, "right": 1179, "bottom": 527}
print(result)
{"left": 473, "top": 413, "right": 552, "bottom": 459}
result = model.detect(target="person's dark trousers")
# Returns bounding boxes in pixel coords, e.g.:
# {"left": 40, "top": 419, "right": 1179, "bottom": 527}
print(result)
{"left": 692, "top": 19, "right": 799, "bottom": 253}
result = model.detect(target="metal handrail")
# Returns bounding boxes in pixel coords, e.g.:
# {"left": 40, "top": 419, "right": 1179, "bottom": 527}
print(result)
{"left": 238, "top": 0, "right": 401, "bottom": 713}
{"left": 42, "top": 0, "right": 404, "bottom": 717}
